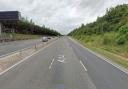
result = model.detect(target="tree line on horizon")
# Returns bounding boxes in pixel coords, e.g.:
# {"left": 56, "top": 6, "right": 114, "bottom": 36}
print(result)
{"left": 69, "top": 4, "right": 128, "bottom": 45}
{"left": 3, "top": 17, "right": 61, "bottom": 36}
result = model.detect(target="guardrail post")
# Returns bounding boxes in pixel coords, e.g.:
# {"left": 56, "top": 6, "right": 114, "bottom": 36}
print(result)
{"left": 35, "top": 44, "right": 37, "bottom": 50}
{"left": 19, "top": 49, "right": 22, "bottom": 57}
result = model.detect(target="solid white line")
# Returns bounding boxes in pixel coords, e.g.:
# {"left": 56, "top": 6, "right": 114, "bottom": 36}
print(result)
{"left": 0, "top": 39, "right": 58, "bottom": 76}
{"left": 0, "top": 38, "right": 47, "bottom": 59}
{"left": 49, "top": 58, "right": 55, "bottom": 69}
{"left": 80, "top": 61, "right": 87, "bottom": 71}
{"left": 69, "top": 37, "right": 128, "bottom": 75}
{"left": 0, "top": 50, "right": 20, "bottom": 59}
{"left": 0, "top": 44, "right": 34, "bottom": 59}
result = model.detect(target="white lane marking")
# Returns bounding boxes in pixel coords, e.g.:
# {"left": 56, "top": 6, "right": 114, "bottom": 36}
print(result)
{"left": 57, "top": 55, "right": 66, "bottom": 63}
{"left": 49, "top": 58, "right": 55, "bottom": 69}
{"left": 0, "top": 43, "right": 38, "bottom": 59}
{"left": 57, "top": 59, "right": 66, "bottom": 63}
{"left": 0, "top": 50, "right": 20, "bottom": 59}
{"left": 69, "top": 37, "right": 128, "bottom": 75}
{"left": 58, "top": 55, "right": 65, "bottom": 59}
{"left": 58, "top": 55, "right": 64, "bottom": 57}
{"left": 0, "top": 39, "right": 58, "bottom": 76}
{"left": 80, "top": 61, "right": 87, "bottom": 71}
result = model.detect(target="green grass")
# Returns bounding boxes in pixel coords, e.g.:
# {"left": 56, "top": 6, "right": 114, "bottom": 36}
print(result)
{"left": 86, "top": 45, "right": 128, "bottom": 69}
{"left": 2, "top": 33, "right": 41, "bottom": 40}
{"left": 71, "top": 32, "right": 128, "bottom": 69}
{"left": 1, "top": 33, "right": 41, "bottom": 41}
{"left": 13, "top": 33, "right": 41, "bottom": 40}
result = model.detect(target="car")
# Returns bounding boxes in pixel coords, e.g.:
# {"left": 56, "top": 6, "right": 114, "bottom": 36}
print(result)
{"left": 47, "top": 37, "right": 51, "bottom": 39}
{"left": 42, "top": 37, "right": 48, "bottom": 42}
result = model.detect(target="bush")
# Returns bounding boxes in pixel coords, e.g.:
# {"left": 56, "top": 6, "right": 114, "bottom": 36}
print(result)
{"left": 102, "top": 34, "right": 113, "bottom": 45}
{"left": 116, "top": 35, "right": 126, "bottom": 45}
{"left": 103, "top": 37, "right": 111, "bottom": 45}
{"left": 119, "top": 25, "right": 128, "bottom": 34}
{"left": 116, "top": 24, "right": 128, "bottom": 44}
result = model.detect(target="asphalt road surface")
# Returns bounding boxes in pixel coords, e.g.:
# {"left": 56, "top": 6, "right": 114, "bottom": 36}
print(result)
{"left": 0, "top": 39, "right": 42, "bottom": 56}
{"left": 0, "top": 37, "right": 128, "bottom": 89}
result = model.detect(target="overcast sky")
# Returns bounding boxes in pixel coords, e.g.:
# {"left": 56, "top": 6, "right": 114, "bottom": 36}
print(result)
{"left": 0, "top": 0, "right": 128, "bottom": 34}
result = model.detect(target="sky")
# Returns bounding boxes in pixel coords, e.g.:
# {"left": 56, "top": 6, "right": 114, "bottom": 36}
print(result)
{"left": 0, "top": 0, "right": 128, "bottom": 34}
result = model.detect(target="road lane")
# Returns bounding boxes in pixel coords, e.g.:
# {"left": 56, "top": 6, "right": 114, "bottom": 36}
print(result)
{"left": 80, "top": 60, "right": 87, "bottom": 71}
{"left": 49, "top": 58, "right": 55, "bottom": 69}
{"left": 68, "top": 37, "right": 128, "bottom": 89}
{"left": 0, "top": 39, "right": 42, "bottom": 56}
{"left": 0, "top": 37, "right": 96, "bottom": 89}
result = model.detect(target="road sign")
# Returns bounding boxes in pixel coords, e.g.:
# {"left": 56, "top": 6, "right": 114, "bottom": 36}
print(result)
{"left": 0, "top": 11, "right": 20, "bottom": 22}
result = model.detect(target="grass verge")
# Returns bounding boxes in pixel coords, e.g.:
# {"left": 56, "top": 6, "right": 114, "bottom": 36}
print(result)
{"left": 72, "top": 37, "right": 128, "bottom": 69}
{"left": 13, "top": 33, "right": 41, "bottom": 40}
{"left": 2, "top": 33, "right": 42, "bottom": 41}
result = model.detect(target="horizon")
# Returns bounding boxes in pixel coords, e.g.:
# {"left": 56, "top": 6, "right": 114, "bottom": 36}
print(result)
{"left": 0, "top": 0, "right": 128, "bottom": 35}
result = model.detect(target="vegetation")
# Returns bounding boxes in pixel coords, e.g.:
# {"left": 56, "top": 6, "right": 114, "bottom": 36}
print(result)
{"left": 69, "top": 4, "right": 128, "bottom": 68}
{"left": 12, "top": 33, "right": 41, "bottom": 40}
{"left": 3, "top": 17, "right": 61, "bottom": 36}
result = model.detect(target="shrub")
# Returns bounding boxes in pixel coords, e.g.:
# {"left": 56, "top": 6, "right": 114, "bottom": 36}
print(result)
{"left": 102, "top": 34, "right": 113, "bottom": 45}
{"left": 103, "top": 37, "right": 111, "bottom": 45}
{"left": 119, "top": 25, "right": 128, "bottom": 34}
{"left": 116, "top": 24, "right": 128, "bottom": 44}
{"left": 116, "top": 35, "right": 126, "bottom": 45}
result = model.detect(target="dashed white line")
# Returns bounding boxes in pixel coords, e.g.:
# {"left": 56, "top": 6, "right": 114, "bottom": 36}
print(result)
{"left": 80, "top": 61, "right": 87, "bottom": 71}
{"left": 49, "top": 58, "right": 55, "bottom": 69}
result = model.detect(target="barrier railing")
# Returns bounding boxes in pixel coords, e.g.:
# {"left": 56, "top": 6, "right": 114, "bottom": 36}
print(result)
{"left": 0, "top": 33, "right": 13, "bottom": 42}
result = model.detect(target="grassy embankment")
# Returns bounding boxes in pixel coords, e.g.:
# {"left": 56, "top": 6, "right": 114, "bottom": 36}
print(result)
{"left": 69, "top": 4, "right": 128, "bottom": 69}
{"left": 13, "top": 33, "right": 41, "bottom": 40}
{"left": 72, "top": 32, "right": 128, "bottom": 69}
{"left": 7, "top": 33, "right": 41, "bottom": 40}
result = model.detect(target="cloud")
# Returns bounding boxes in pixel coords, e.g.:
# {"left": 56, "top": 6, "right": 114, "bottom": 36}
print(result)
{"left": 0, "top": 0, "right": 128, "bottom": 34}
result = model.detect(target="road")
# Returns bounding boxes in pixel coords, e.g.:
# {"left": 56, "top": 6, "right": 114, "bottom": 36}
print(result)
{"left": 0, "top": 39, "right": 42, "bottom": 56}
{"left": 0, "top": 37, "right": 128, "bottom": 89}
{"left": 68, "top": 37, "right": 128, "bottom": 89}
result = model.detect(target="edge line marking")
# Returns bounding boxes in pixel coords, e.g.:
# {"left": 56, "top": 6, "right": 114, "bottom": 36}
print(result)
{"left": 0, "top": 39, "right": 58, "bottom": 76}
{"left": 69, "top": 37, "right": 128, "bottom": 75}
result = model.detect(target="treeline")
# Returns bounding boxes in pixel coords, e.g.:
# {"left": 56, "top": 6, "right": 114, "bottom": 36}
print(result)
{"left": 4, "top": 17, "right": 61, "bottom": 36}
{"left": 69, "top": 4, "right": 128, "bottom": 45}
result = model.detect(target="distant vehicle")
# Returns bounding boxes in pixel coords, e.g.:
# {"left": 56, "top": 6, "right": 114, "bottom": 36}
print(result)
{"left": 42, "top": 37, "right": 48, "bottom": 42}
{"left": 47, "top": 37, "right": 51, "bottom": 39}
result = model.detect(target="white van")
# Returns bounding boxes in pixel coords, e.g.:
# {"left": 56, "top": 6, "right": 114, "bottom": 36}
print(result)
{"left": 42, "top": 37, "right": 48, "bottom": 42}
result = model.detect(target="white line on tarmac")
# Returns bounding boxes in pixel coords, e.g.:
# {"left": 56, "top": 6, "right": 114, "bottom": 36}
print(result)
{"left": 69, "top": 37, "right": 128, "bottom": 74}
{"left": 57, "top": 54, "right": 66, "bottom": 63}
{"left": 49, "top": 58, "right": 55, "bottom": 69}
{"left": 57, "top": 59, "right": 66, "bottom": 63}
{"left": 58, "top": 55, "right": 64, "bottom": 59}
{"left": 80, "top": 61, "right": 87, "bottom": 71}
{"left": 0, "top": 39, "right": 58, "bottom": 76}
